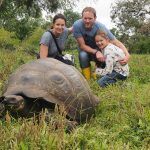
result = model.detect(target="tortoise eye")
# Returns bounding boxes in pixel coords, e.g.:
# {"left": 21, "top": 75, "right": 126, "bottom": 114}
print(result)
{"left": 46, "top": 70, "right": 66, "bottom": 85}
{"left": 50, "top": 74, "right": 65, "bottom": 84}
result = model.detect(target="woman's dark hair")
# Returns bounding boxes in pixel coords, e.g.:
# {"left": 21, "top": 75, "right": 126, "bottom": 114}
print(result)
{"left": 53, "top": 13, "right": 66, "bottom": 24}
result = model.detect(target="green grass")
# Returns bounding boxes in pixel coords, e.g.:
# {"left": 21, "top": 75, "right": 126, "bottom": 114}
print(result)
{"left": 0, "top": 49, "right": 150, "bottom": 149}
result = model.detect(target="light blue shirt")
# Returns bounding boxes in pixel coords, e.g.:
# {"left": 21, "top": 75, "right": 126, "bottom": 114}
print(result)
{"left": 73, "top": 19, "right": 115, "bottom": 48}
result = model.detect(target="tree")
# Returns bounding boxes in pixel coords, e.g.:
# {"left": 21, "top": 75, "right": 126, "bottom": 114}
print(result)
{"left": 110, "top": 0, "right": 150, "bottom": 53}
{"left": 111, "top": 0, "right": 149, "bottom": 34}
{"left": 0, "top": 0, "right": 41, "bottom": 40}
{"left": 64, "top": 9, "right": 81, "bottom": 50}
{"left": 0, "top": 0, "right": 79, "bottom": 40}
{"left": 0, "top": 0, "right": 79, "bottom": 18}
{"left": 64, "top": 9, "right": 81, "bottom": 27}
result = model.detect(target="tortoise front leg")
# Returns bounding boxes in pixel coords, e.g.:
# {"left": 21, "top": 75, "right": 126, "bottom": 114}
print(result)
{"left": 0, "top": 102, "right": 5, "bottom": 118}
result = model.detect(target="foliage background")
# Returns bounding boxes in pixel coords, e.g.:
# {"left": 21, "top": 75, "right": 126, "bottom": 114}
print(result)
{"left": 0, "top": 0, "right": 149, "bottom": 53}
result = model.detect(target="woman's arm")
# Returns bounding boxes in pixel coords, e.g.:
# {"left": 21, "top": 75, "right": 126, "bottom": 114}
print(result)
{"left": 40, "top": 44, "right": 48, "bottom": 58}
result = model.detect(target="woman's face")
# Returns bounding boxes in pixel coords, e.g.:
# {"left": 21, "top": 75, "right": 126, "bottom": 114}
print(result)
{"left": 95, "top": 35, "right": 109, "bottom": 50}
{"left": 82, "top": 11, "right": 96, "bottom": 29}
{"left": 53, "top": 18, "right": 66, "bottom": 36}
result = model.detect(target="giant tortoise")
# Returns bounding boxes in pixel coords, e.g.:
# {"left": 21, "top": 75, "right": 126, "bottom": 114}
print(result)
{"left": 0, "top": 58, "right": 99, "bottom": 123}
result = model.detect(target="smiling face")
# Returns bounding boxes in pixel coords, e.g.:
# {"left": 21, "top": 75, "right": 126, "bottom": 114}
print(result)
{"left": 52, "top": 18, "right": 66, "bottom": 36}
{"left": 95, "top": 35, "right": 109, "bottom": 50}
{"left": 82, "top": 11, "right": 96, "bottom": 29}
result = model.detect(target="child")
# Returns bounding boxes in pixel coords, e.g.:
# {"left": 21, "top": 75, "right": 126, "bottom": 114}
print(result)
{"left": 95, "top": 31, "right": 129, "bottom": 88}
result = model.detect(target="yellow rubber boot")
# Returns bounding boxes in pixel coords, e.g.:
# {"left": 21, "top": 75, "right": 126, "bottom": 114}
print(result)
{"left": 82, "top": 67, "right": 91, "bottom": 80}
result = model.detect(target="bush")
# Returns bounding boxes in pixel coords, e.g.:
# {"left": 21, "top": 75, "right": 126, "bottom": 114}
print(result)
{"left": 0, "top": 28, "right": 20, "bottom": 50}
{"left": 65, "top": 34, "right": 77, "bottom": 50}
{"left": 135, "top": 37, "right": 150, "bottom": 54}
{"left": 21, "top": 27, "right": 44, "bottom": 55}
{"left": 127, "top": 35, "right": 150, "bottom": 54}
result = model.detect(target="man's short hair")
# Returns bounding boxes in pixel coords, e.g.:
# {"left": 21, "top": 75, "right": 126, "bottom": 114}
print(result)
{"left": 82, "top": 7, "right": 96, "bottom": 18}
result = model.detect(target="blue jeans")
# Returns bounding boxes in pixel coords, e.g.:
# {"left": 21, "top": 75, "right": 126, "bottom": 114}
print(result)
{"left": 97, "top": 70, "right": 127, "bottom": 88}
{"left": 78, "top": 49, "right": 105, "bottom": 68}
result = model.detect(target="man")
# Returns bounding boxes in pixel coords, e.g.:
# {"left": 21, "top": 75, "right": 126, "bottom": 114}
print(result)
{"left": 73, "top": 7, "right": 130, "bottom": 80}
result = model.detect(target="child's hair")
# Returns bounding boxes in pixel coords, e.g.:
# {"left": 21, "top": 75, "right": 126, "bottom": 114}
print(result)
{"left": 96, "top": 30, "right": 109, "bottom": 39}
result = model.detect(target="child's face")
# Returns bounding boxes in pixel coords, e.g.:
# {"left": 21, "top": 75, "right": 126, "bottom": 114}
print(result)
{"left": 95, "top": 35, "right": 109, "bottom": 50}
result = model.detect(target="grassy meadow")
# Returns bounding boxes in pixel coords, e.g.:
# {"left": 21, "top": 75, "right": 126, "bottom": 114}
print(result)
{"left": 0, "top": 49, "right": 150, "bottom": 150}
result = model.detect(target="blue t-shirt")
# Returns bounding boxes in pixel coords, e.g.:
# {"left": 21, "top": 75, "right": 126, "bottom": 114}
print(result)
{"left": 73, "top": 19, "right": 115, "bottom": 49}
{"left": 40, "top": 28, "right": 69, "bottom": 57}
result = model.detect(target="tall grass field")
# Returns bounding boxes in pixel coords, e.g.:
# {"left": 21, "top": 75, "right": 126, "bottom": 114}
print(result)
{"left": 0, "top": 49, "right": 150, "bottom": 150}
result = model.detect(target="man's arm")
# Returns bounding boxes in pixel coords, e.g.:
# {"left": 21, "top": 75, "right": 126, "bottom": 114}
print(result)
{"left": 68, "top": 26, "right": 73, "bottom": 34}
{"left": 111, "top": 39, "right": 130, "bottom": 64}
{"left": 76, "top": 37, "right": 105, "bottom": 61}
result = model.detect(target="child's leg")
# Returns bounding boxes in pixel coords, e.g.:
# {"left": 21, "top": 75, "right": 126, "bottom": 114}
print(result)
{"left": 97, "top": 71, "right": 126, "bottom": 88}
{"left": 97, "top": 74, "right": 117, "bottom": 87}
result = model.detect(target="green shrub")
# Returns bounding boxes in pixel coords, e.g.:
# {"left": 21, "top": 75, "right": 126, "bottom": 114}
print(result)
{"left": 65, "top": 34, "right": 77, "bottom": 50}
{"left": 21, "top": 27, "right": 44, "bottom": 48}
{"left": 0, "top": 49, "right": 34, "bottom": 93}
{"left": 128, "top": 36, "right": 150, "bottom": 54}
{"left": 21, "top": 27, "right": 44, "bottom": 54}
{"left": 0, "top": 28, "right": 20, "bottom": 50}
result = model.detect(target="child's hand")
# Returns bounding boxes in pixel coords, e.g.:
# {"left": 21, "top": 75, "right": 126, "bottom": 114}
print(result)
{"left": 119, "top": 55, "right": 130, "bottom": 65}
{"left": 95, "top": 51, "right": 105, "bottom": 62}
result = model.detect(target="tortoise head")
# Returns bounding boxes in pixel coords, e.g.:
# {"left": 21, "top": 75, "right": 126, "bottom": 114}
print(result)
{"left": 3, "top": 95, "right": 25, "bottom": 112}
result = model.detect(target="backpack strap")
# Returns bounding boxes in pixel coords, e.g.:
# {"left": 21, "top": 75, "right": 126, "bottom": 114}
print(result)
{"left": 47, "top": 30, "right": 62, "bottom": 55}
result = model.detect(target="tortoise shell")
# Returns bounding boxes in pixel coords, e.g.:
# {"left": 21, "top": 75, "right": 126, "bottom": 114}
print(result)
{"left": 2, "top": 58, "right": 99, "bottom": 122}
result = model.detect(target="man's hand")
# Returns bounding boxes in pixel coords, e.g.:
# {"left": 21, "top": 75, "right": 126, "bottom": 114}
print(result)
{"left": 119, "top": 54, "right": 130, "bottom": 65}
{"left": 95, "top": 51, "right": 105, "bottom": 62}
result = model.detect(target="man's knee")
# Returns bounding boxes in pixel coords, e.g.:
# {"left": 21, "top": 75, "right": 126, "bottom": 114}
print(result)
{"left": 79, "top": 51, "right": 89, "bottom": 61}
{"left": 79, "top": 50, "right": 90, "bottom": 68}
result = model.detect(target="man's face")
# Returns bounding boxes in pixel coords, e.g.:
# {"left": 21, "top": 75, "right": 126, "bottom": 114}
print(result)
{"left": 82, "top": 11, "right": 96, "bottom": 29}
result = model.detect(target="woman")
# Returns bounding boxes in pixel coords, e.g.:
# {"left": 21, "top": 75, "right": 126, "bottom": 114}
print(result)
{"left": 39, "top": 13, "right": 72, "bottom": 61}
